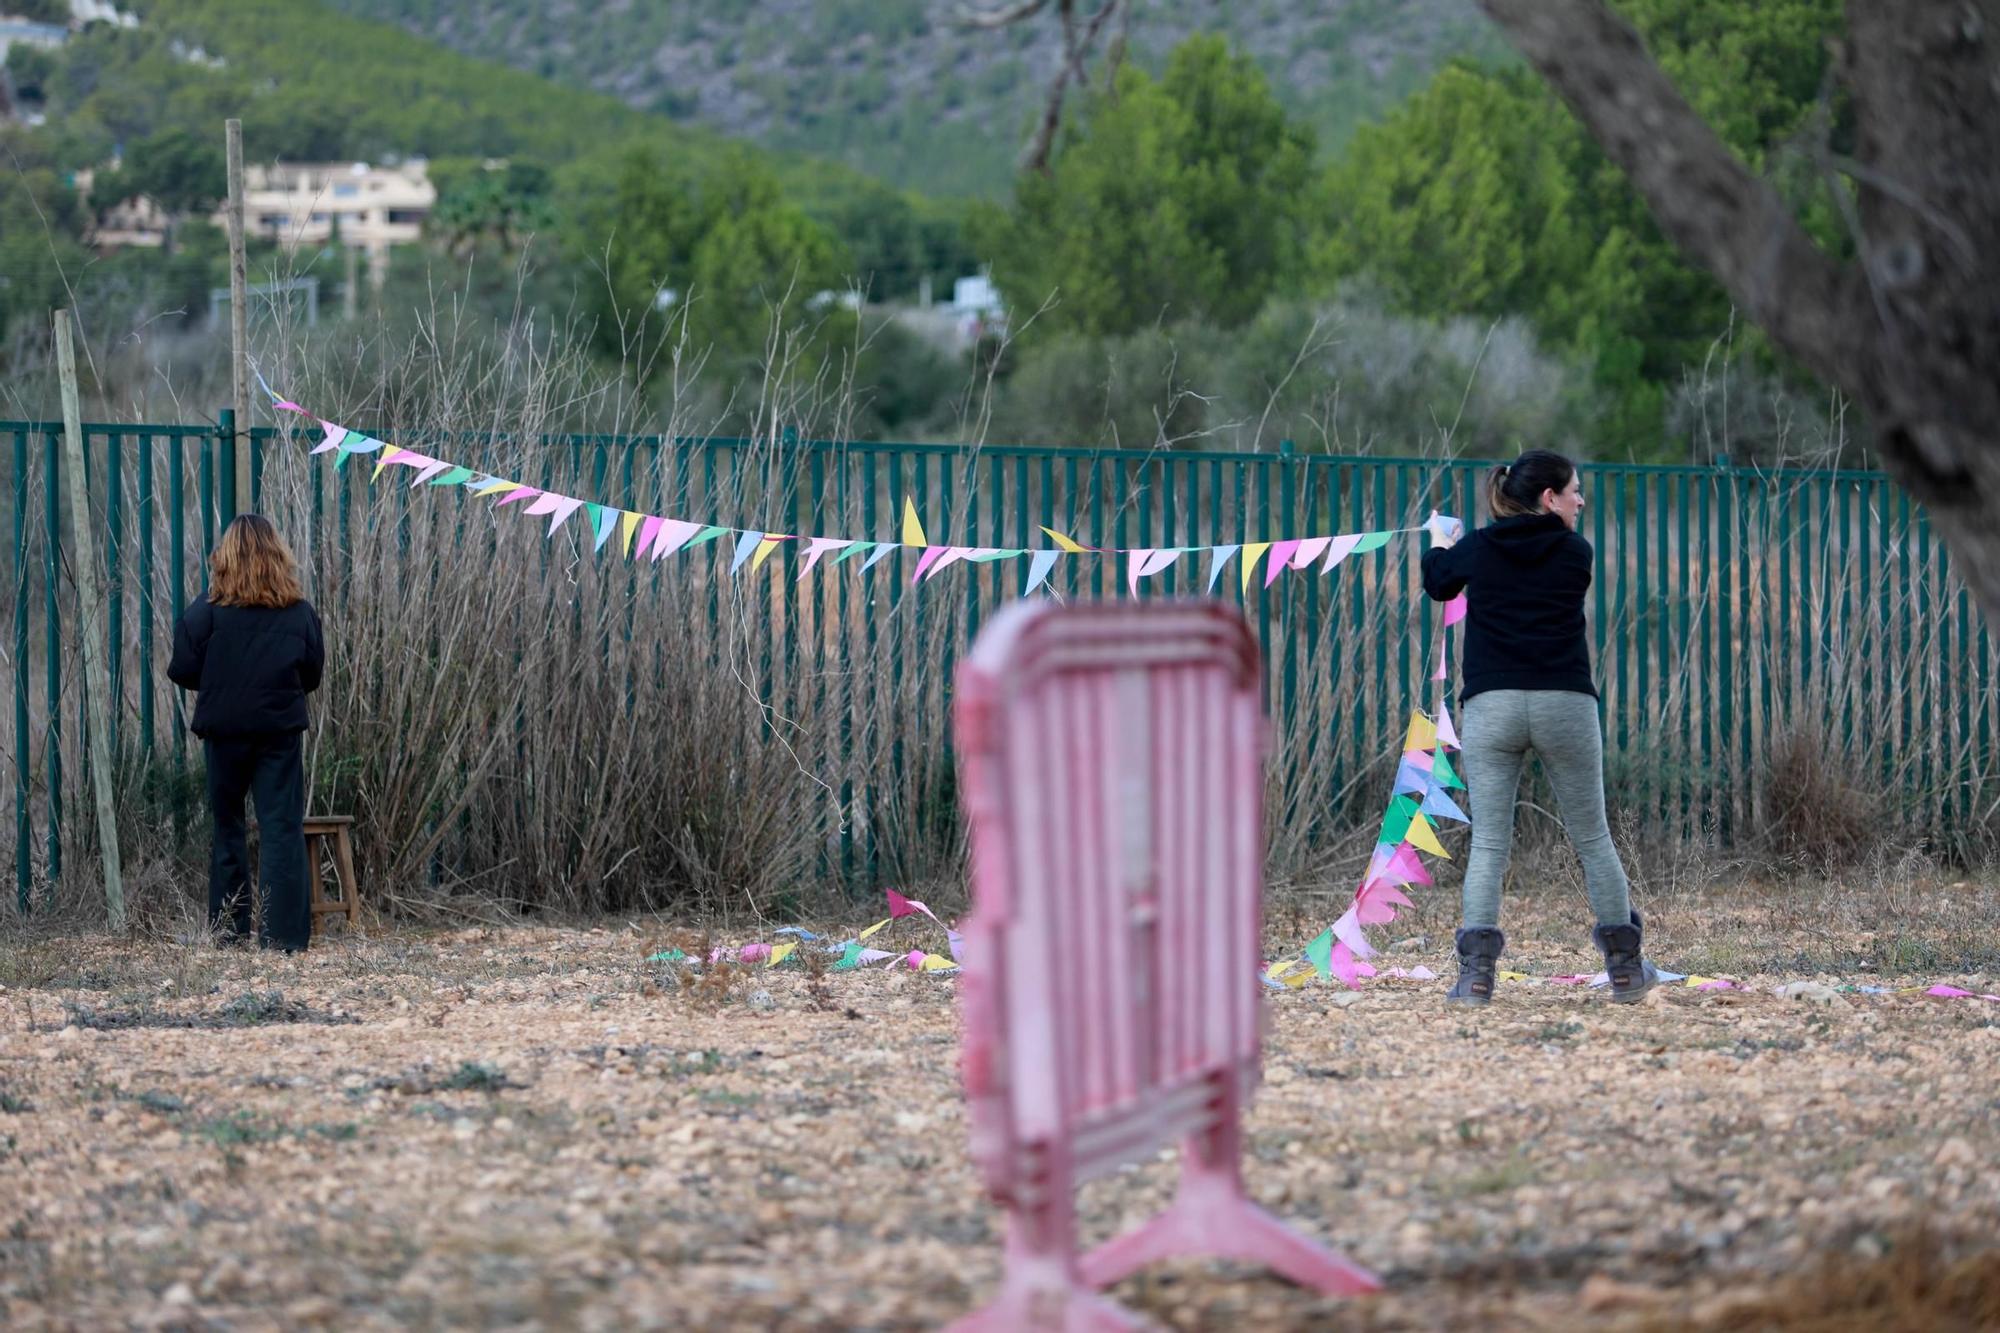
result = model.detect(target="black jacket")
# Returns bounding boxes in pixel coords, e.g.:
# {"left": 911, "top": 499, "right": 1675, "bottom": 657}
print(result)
{"left": 1420, "top": 512, "right": 1596, "bottom": 702}
{"left": 167, "top": 597, "right": 325, "bottom": 737}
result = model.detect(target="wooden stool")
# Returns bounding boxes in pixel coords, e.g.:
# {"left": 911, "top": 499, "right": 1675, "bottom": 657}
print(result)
{"left": 304, "top": 816, "right": 361, "bottom": 932}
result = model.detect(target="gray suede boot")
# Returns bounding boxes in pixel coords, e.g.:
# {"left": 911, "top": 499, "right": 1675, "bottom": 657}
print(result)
{"left": 1446, "top": 927, "right": 1505, "bottom": 1006}
{"left": 1593, "top": 911, "right": 1661, "bottom": 1003}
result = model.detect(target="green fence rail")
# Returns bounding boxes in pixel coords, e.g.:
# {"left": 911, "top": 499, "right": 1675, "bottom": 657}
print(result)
{"left": 5, "top": 416, "right": 1996, "bottom": 911}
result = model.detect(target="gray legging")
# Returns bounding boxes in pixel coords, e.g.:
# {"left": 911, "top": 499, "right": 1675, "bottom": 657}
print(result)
{"left": 1459, "top": 689, "right": 1632, "bottom": 929}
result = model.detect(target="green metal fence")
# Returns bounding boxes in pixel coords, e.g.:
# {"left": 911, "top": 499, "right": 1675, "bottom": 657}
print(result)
{"left": 6, "top": 416, "right": 1996, "bottom": 911}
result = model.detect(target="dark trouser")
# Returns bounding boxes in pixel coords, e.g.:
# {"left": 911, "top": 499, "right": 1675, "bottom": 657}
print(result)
{"left": 205, "top": 732, "right": 310, "bottom": 952}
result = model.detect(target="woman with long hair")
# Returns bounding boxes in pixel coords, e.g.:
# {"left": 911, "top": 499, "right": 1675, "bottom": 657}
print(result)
{"left": 168, "top": 515, "right": 325, "bottom": 952}
{"left": 1421, "top": 450, "right": 1659, "bottom": 1005}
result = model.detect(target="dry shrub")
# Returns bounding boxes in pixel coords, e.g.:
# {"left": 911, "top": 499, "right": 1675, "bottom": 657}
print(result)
{"left": 1637, "top": 1228, "right": 2000, "bottom": 1332}
{"left": 1759, "top": 724, "right": 1884, "bottom": 870}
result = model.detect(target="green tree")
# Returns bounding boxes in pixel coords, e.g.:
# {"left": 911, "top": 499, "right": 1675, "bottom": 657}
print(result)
{"left": 426, "top": 159, "right": 558, "bottom": 255}
{"left": 0, "top": 161, "right": 89, "bottom": 343}
{"left": 986, "top": 34, "right": 1315, "bottom": 337}
{"left": 1310, "top": 0, "right": 1844, "bottom": 454}
{"left": 562, "top": 145, "right": 851, "bottom": 378}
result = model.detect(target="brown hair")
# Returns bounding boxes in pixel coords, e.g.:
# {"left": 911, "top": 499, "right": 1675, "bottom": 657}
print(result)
{"left": 208, "top": 515, "right": 305, "bottom": 609}
{"left": 1483, "top": 449, "right": 1576, "bottom": 520}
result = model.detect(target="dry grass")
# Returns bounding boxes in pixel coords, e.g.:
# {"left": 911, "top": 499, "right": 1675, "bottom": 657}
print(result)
{"left": 1, "top": 880, "right": 1997, "bottom": 1330}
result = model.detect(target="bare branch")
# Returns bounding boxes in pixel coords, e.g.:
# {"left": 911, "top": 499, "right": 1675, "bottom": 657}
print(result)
{"left": 958, "top": 0, "right": 1053, "bottom": 29}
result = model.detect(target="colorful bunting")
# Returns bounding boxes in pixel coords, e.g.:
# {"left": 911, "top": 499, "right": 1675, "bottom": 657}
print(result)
{"left": 1025, "top": 550, "right": 1062, "bottom": 594}
{"left": 1263, "top": 539, "right": 1302, "bottom": 587}
{"left": 1305, "top": 927, "right": 1335, "bottom": 979}
{"left": 1404, "top": 811, "right": 1449, "bottom": 858}
{"left": 1239, "top": 542, "right": 1272, "bottom": 594}
{"left": 1205, "top": 545, "right": 1240, "bottom": 595}
{"left": 1438, "top": 703, "right": 1461, "bottom": 751}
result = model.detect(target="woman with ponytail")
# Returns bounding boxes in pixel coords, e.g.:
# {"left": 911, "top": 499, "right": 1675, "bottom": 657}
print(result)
{"left": 1420, "top": 450, "right": 1659, "bottom": 1005}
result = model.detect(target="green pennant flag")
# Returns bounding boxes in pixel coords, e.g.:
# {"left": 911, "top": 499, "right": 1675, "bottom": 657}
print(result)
{"left": 646, "top": 948, "right": 685, "bottom": 963}
{"left": 428, "top": 466, "right": 477, "bottom": 487}
{"left": 832, "top": 941, "right": 864, "bottom": 971}
{"left": 687, "top": 525, "right": 730, "bottom": 547}
{"left": 1351, "top": 531, "right": 1394, "bottom": 555}
{"left": 1305, "top": 927, "right": 1334, "bottom": 979}
{"left": 1433, "top": 750, "right": 1465, "bottom": 790}
{"left": 1379, "top": 794, "right": 1421, "bottom": 845}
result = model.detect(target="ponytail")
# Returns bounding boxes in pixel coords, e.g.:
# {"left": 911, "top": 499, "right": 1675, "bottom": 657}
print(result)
{"left": 1485, "top": 450, "right": 1576, "bottom": 521}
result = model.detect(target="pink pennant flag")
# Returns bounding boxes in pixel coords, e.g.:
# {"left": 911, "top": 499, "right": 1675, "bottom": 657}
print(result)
{"left": 495, "top": 486, "right": 541, "bottom": 508}
{"left": 1444, "top": 593, "right": 1468, "bottom": 627}
{"left": 409, "top": 460, "right": 455, "bottom": 486}
{"left": 798, "top": 536, "right": 856, "bottom": 579}
{"left": 1263, "top": 539, "right": 1302, "bottom": 587}
{"left": 737, "top": 942, "right": 772, "bottom": 964}
{"left": 1290, "top": 537, "right": 1332, "bottom": 569}
{"left": 637, "top": 516, "right": 664, "bottom": 558}
{"left": 1319, "top": 534, "right": 1363, "bottom": 575}
{"left": 886, "top": 889, "right": 917, "bottom": 918}
{"left": 904, "top": 950, "right": 928, "bottom": 971}
{"left": 273, "top": 398, "right": 305, "bottom": 414}
{"left": 1388, "top": 843, "right": 1434, "bottom": 887}
{"left": 650, "top": 518, "right": 704, "bottom": 560}
{"left": 1354, "top": 879, "right": 1415, "bottom": 926}
{"left": 910, "top": 546, "right": 947, "bottom": 583}
{"left": 524, "top": 493, "right": 584, "bottom": 534}
{"left": 1433, "top": 635, "right": 1449, "bottom": 682}
{"left": 311, "top": 421, "right": 348, "bottom": 455}
{"left": 921, "top": 546, "right": 975, "bottom": 582}
{"left": 1331, "top": 904, "right": 1373, "bottom": 960}
{"left": 1926, "top": 985, "right": 2000, "bottom": 1001}
{"left": 1125, "top": 548, "right": 1179, "bottom": 595}
{"left": 1328, "top": 941, "right": 1376, "bottom": 990}
{"left": 1438, "top": 703, "right": 1461, "bottom": 750}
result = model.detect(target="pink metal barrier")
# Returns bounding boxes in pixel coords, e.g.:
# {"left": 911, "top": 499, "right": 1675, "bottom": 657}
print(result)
{"left": 950, "top": 600, "right": 1379, "bottom": 1330}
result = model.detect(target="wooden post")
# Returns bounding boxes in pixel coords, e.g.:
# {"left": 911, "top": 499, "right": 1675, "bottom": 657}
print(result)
{"left": 225, "top": 119, "right": 252, "bottom": 514}
{"left": 54, "top": 310, "right": 126, "bottom": 931}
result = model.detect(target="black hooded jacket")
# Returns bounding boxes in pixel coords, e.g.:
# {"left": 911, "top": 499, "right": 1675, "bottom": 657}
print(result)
{"left": 167, "top": 597, "right": 325, "bottom": 737}
{"left": 1420, "top": 512, "right": 1596, "bottom": 702}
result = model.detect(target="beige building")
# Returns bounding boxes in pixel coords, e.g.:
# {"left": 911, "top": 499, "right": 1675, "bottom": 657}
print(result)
{"left": 222, "top": 159, "right": 436, "bottom": 265}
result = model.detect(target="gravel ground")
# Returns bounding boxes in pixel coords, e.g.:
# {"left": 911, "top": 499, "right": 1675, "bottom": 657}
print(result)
{"left": 3, "top": 893, "right": 1998, "bottom": 1331}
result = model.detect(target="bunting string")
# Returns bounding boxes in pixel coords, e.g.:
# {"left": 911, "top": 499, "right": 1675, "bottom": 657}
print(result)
{"left": 264, "top": 389, "right": 1457, "bottom": 587}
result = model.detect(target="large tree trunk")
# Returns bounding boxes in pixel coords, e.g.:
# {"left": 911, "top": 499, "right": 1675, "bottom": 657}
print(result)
{"left": 1477, "top": 0, "right": 2000, "bottom": 625}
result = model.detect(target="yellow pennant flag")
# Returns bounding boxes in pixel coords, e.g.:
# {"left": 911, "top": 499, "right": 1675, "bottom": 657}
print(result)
{"left": 619, "top": 511, "right": 644, "bottom": 558}
{"left": 857, "top": 917, "right": 892, "bottom": 942}
{"left": 1498, "top": 970, "right": 1531, "bottom": 982}
{"left": 1404, "top": 811, "right": 1449, "bottom": 858}
{"left": 1281, "top": 968, "right": 1314, "bottom": 989}
{"left": 1239, "top": 542, "right": 1273, "bottom": 594}
{"left": 370, "top": 446, "right": 406, "bottom": 481}
{"left": 473, "top": 479, "right": 524, "bottom": 498}
{"left": 1405, "top": 711, "right": 1439, "bottom": 754}
{"left": 1267, "top": 958, "right": 1305, "bottom": 980}
{"left": 919, "top": 953, "right": 958, "bottom": 972}
{"left": 751, "top": 536, "right": 783, "bottom": 571}
{"left": 767, "top": 941, "right": 797, "bottom": 968}
{"left": 1039, "top": 526, "right": 1086, "bottom": 554}
{"left": 902, "top": 498, "right": 928, "bottom": 548}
